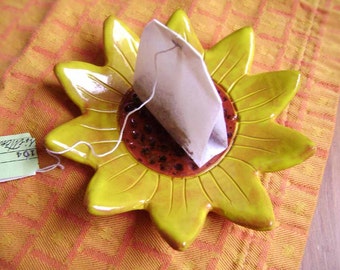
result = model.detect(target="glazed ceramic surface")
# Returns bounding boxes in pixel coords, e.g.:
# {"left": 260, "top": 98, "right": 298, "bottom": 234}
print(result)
{"left": 45, "top": 10, "right": 315, "bottom": 250}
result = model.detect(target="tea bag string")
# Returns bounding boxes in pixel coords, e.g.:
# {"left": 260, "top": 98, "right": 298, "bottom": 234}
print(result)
{"left": 37, "top": 150, "right": 64, "bottom": 173}
{"left": 44, "top": 43, "right": 180, "bottom": 161}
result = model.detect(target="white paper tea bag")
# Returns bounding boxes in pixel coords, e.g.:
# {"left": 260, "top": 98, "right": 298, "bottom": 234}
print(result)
{"left": 133, "top": 20, "right": 227, "bottom": 167}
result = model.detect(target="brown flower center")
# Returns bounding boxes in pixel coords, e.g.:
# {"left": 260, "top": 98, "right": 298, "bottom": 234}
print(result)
{"left": 118, "top": 84, "right": 237, "bottom": 177}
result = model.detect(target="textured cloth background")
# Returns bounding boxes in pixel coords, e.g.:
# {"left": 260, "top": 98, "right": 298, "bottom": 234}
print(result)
{"left": 0, "top": 0, "right": 339, "bottom": 269}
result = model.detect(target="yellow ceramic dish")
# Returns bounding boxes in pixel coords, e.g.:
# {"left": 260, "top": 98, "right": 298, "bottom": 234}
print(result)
{"left": 45, "top": 10, "right": 315, "bottom": 250}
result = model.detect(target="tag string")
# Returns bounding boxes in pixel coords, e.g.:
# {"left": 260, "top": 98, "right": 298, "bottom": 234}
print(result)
{"left": 44, "top": 43, "right": 180, "bottom": 164}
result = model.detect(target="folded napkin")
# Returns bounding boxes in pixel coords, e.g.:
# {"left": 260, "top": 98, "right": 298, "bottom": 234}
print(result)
{"left": 0, "top": 0, "right": 339, "bottom": 269}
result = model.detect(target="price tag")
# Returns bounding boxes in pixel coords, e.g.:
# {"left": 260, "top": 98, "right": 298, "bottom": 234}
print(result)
{"left": 0, "top": 133, "right": 39, "bottom": 182}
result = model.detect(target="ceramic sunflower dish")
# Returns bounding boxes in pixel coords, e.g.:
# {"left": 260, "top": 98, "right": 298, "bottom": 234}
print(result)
{"left": 46, "top": 10, "right": 315, "bottom": 250}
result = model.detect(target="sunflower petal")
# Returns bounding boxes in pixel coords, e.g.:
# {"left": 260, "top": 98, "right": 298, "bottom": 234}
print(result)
{"left": 45, "top": 110, "right": 123, "bottom": 168}
{"left": 148, "top": 176, "right": 211, "bottom": 250}
{"left": 166, "top": 10, "right": 204, "bottom": 55}
{"left": 86, "top": 159, "right": 159, "bottom": 215}
{"left": 54, "top": 62, "right": 131, "bottom": 112}
{"left": 103, "top": 16, "right": 139, "bottom": 79}
{"left": 200, "top": 157, "right": 275, "bottom": 230}
{"left": 230, "top": 71, "right": 300, "bottom": 123}
{"left": 229, "top": 122, "right": 315, "bottom": 172}
{"left": 205, "top": 27, "right": 254, "bottom": 90}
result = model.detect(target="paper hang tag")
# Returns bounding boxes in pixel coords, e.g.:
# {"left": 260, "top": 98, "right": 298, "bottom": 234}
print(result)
{"left": 0, "top": 133, "right": 39, "bottom": 182}
{"left": 133, "top": 20, "right": 228, "bottom": 167}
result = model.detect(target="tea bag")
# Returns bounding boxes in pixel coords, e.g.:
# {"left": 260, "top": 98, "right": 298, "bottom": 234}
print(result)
{"left": 133, "top": 20, "right": 227, "bottom": 167}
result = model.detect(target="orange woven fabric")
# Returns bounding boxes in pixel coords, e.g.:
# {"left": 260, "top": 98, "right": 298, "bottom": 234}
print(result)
{"left": 0, "top": 0, "right": 339, "bottom": 269}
